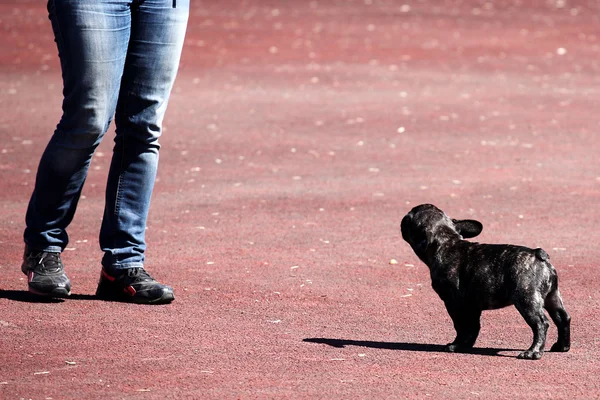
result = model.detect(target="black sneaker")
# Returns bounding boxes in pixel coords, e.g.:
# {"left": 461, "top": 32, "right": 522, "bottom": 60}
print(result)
{"left": 95, "top": 267, "right": 174, "bottom": 304}
{"left": 21, "top": 248, "right": 71, "bottom": 298}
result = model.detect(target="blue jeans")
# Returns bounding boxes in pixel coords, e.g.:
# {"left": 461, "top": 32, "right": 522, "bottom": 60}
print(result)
{"left": 24, "top": 0, "right": 189, "bottom": 270}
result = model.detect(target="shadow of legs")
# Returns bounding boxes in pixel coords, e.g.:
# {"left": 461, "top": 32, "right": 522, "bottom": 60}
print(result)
{"left": 0, "top": 290, "right": 96, "bottom": 303}
{"left": 303, "top": 338, "right": 516, "bottom": 357}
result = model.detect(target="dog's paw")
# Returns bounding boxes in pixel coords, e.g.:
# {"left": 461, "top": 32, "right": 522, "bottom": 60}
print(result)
{"left": 517, "top": 350, "right": 543, "bottom": 360}
{"left": 550, "top": 342, "right": 570, "bottom": 352}
{"left": 445, "top": 343, "right": 459, "bottom": 353}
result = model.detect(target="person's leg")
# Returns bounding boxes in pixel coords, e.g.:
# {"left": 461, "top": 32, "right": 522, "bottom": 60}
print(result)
{"left": 22, "top": 0, "right": 131, "bottom": 296}
{"left": 96, "top": 0, "right": 189, "bottom": 303}
{"left": 25, "top": 0, "right": 131, "bottom": 251}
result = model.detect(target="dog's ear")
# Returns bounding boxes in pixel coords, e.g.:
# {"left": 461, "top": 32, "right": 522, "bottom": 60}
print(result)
{"left": 453, "top": 219, "right": 483, "bottom": 238}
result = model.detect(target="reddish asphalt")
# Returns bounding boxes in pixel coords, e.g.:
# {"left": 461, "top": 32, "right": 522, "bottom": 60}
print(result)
{"left": 1, "top": 0, "right": 600, "bottom": 398}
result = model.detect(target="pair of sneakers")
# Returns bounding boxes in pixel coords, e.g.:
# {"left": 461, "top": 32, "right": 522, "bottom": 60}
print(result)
{"left": 21, "top": 248, "right": 174, "bottom": 304}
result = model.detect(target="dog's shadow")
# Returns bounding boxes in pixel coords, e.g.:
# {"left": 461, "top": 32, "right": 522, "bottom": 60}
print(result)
{"left": 303, "top": 338, "right": 517, "bottom": 358}
{"left": 0, "top": 289, "right": 96, "bottom": 303}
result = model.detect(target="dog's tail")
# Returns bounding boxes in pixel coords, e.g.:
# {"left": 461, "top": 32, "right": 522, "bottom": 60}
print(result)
{"left": 536, "top": 248, "right": 559, "bottom": 293}
{"left": 535, "top": 248, "right": 549, "bottom": 262}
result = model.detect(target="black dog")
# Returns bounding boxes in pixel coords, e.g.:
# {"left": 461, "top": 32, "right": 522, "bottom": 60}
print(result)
{"left": 400, "top": 204, "right": 570, "bottom": 360}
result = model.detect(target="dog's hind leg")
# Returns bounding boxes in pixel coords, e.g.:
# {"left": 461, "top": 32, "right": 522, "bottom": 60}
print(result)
{"left": 545, "top": 287, "right": 571, "bottom": 352}
{"left": 515, "top": 297, "right": 549, "bottom": 360}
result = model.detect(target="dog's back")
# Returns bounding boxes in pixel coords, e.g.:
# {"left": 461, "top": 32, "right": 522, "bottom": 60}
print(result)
{"left": 432, "top": 240, "right": 556, "bottom": 311}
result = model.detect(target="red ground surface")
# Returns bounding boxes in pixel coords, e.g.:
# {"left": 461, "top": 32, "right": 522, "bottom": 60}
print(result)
{"left": 1, "top": 0, "right": 600, "bottom": 398}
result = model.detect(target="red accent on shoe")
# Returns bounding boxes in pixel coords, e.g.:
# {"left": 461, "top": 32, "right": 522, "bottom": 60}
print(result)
{"left": 28, "top": 271, "right": 34, "bottom": 282}
{"left": 124, "top": 286, "right": 136, "bottom": 296}
{"left": 101, "top": 269, "right": 116, "bottom": 282}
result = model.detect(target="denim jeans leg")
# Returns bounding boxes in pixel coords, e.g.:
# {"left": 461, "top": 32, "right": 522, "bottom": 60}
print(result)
{"left": 24, "top": 0, "right": 131, "bottom": 252}
{"left": 100, "top": 0, "right": 189, "bottom": 270}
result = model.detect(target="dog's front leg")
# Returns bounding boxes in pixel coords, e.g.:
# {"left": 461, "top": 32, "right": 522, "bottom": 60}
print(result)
{"left": 444, "top": 302, "right": 482, "bottom": 352}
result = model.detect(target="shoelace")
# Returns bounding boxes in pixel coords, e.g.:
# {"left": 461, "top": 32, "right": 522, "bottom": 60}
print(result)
{"left": 126, "top": 268, "right": 154, "bottom": 283}
{"left": 30, "top": 252, "right": 62, "bottom": 272}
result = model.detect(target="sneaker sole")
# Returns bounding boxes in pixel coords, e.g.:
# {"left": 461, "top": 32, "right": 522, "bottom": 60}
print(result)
{"left": 130, "top": 292, "right": 175, "bottom": 305}
{"left": 28, "top": 286, "right": 71, "bottom": 298}
{"left": 95, "top": 289, "right": 175, "bottom": 305}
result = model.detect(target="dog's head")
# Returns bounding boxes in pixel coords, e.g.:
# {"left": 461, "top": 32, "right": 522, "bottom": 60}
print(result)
{"left": 401, "top": 204, "right": 483, "bottom": 263}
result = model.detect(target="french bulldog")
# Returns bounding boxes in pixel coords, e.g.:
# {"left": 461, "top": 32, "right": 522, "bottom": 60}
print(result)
{"left": 400, "top": 204, "right": 570, "bottom": 360}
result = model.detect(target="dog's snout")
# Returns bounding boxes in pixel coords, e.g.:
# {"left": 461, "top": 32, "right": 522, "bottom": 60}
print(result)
{"left": 400, "top": 214, "right": 412, "bottom": 238}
